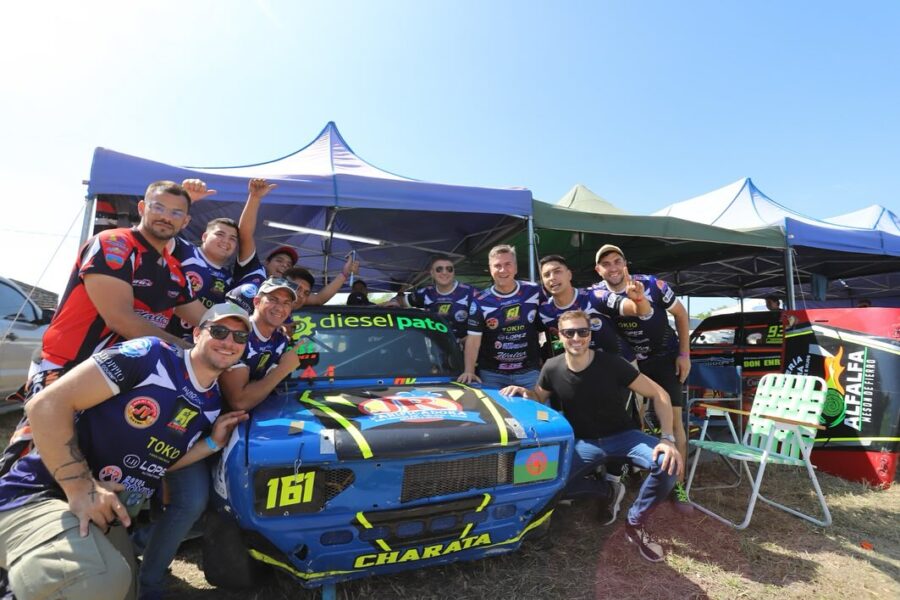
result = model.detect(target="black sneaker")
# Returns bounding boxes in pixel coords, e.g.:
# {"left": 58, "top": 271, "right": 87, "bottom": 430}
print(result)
{"left": 624, "top": 523, "right": 665, "bottom": 562}
{"left": 598, "top": 474, "right": 626, "bottom": 526}
{"left": 671, "top": 481, "right": 694, "bottom": 514}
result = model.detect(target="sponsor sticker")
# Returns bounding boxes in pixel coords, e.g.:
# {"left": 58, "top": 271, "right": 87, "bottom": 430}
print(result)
{"left": 454, "top": 309, "right": 468, "bottom": 322}
{"left": 486, "top": 318, "right": 499, "bottom": 330}
{"left": 124, "top": 397, "right": 160, "bottom": 429}
{"left": 99, "top": 465, "right": 123, "bottom": 483}
{"left": 514, "top": 445, "right": 559, "bottom": 483}
{"left": 119, "top": 338, "right": 152, "bottom": 358}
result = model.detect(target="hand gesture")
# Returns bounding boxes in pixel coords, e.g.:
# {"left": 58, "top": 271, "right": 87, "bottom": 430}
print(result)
{"left": 181, "top": 179, "right": 217, "bottom": 203}
{"left": 342, "top": 255, "right": 361, "bottom": 278}
{"left": 652, "top": 440, "right": 684, "bottom": 478}
{"left": 499, "top": 385, "right": 527, "bottom": 397}
{"left": 209, "top": 410, "right": 250, "bottom": 448}
{"left": 67, "top": 478, "right": 131, "bottom": 536}
{"left": 623, "top": 267, "right": 645, "bottom": 302}
{"left": 248, "top": 178, "right": 277, "bottom": 199}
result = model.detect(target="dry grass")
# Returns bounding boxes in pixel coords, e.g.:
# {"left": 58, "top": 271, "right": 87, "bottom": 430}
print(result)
{"left": 2, "top": 411, "right": 898, "bottom": 599}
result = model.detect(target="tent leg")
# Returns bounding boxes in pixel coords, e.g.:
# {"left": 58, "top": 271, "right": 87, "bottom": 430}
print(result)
{"left": 784, "top": 246, "right": 796, "bottom": 309}
{"left": 527, "top": 215, "right": 536, "bottom": 282}
{"left": 80, "top": 194, "right": 95, "bottom": 245}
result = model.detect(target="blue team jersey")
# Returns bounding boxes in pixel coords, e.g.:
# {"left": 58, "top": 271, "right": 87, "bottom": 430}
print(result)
{"left": 232, "top": 323, "right": 290, "bottom": 381}
{"left": 232, "top": 252, "right": 267, "bottom": 289}
{"left": 407, "top": 281, "right": 476, "bottom": 340}
{"left": 592, "top": 274, "right": 678, "bottom": 361}
{"left": 0, "top": 337, "right": 221, "bottom": 513}
{"left": 467, "top": 281, "right": 542, "bottom": 373}
{"left": 167, "top": 238, "right": 234, "bottom": 340}
{"left": 538, "top": 288, "right": 623, "bottom": 354}
{"left": 226, "top": 282, "right": 260, "bottom": 315}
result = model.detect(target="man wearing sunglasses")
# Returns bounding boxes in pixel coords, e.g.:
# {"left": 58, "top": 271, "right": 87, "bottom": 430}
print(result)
{"left": 593, "top": 244, "right": 693, "bottom": 512}
{"left": 0, "top": 303, "right": 250, "bottom": 600}
{"left": 407, "top": 255, "right": 476, "bottom": 343}
{"left": 500, "top": 309, "right": 682, "bottom": 563}
{"left": 537, "top": 254, "right": 649, "bottom": 357}
{"left": 220, "top": 277, "right": 309, "bottom": 411}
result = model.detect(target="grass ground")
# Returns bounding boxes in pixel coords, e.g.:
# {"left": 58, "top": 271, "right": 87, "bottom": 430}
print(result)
{"left": 2, "top": 411, "right": 897, "bottom": 599}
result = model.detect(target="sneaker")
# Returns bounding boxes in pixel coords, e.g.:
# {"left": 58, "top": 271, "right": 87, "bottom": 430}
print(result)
{"left": 598, "top": 474, "right": 626, "bottom": 526}
{"left": 624, "top": 523, "right": 665, "bottom": 562}
{"left": 671, "top": 481, "right": 694, "bottom": 514}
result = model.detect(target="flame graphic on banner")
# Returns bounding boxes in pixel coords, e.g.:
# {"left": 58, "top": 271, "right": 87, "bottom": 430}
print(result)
{"left": 823, "top": 346, "right": 846, "bottom": 395}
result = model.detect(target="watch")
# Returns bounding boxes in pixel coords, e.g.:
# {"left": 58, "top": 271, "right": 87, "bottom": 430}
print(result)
{"left": 660, "top": 433, "right": 676, "bottom": 444}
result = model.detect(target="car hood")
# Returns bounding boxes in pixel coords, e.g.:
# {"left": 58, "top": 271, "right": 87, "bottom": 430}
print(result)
{"left": 248, "top": 382, "right": 562, "bottom": 461}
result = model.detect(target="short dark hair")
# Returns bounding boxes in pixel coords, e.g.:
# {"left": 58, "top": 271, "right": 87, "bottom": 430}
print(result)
{"left": 143, "top": 181, "right": 191, "bottom": 210}
{"left": 284, "top": 266, "right": 315, "bottom": 289}
{"left": 558, "top": 309, "right": 590, "bottom": 328}
{"left": 351, "top": 279, "right": 367, "bottom": 290}
{"left": 429, "top": 255, "right": 454, "bottom": 268}
{"left": 205, "top": 217, "right": 239, "bottom": 234}
{"left": 539, "top": 254, "right": 569, "bottom": 269}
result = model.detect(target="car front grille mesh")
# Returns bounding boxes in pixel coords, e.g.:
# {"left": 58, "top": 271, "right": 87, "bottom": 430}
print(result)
{"left": 322, "top": 468, "right": 355, "bottom": 501}
{"left": 401, "top": 452, "right": 514, "bottom": 503}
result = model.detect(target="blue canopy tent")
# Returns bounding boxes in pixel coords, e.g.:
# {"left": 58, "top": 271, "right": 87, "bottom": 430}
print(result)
{"left": 85, "top": 122, "right": 533, "bottom": 292}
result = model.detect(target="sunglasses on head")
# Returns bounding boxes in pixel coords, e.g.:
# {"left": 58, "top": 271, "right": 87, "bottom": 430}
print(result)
{"left": 558, "top": 327, "right": 591, "bottom": 339}
{"left": 434, "top": 265, "right": 454, "bottom": 273}
{"left": 203, "top": 324, "right": 250, "bottom": 344}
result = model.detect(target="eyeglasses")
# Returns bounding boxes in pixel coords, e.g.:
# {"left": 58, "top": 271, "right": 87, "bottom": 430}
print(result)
{"left": 433, "top": 265, "right": 454, "bottom": 274}
{"left": 203, "top": 324, "right": 250, "bottom": 344}
{"left": 558, "top": 328, "right": 591, "bottom": 339}
{"left": 145, "top": 202, "right": 187, "bottom": 220}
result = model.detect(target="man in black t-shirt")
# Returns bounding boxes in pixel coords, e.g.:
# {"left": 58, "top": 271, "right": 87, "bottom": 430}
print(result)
{"left": 501, "top": 309, "right": 683, "bottom": 562}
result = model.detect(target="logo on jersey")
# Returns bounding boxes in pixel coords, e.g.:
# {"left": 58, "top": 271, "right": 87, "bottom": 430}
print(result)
{"left": 133, "top": 279, "right": 152, "bottom": 287}
{"left": 101, "top": 235, "right": 129, "bottom": 269}
{"left": 454, "top": 309, "right": 468, "bottom": 322}
{"left": 125, "top": 397, "right": 160, "bottom": 429}
{"left": 167, "top": 399, "right": 200, "bottom": 434}
{"left": 186, "top": 271, "right": 203, "bottom": 293}
{"left": 437, "top": 304, "right": 451, "bottom": 315}
{"left": 590, "top": 317, "right": 603, "bottom": 330}
{"left": 527, "top": 309, "right": 536, "bottom": 323}
{"left": 241, "top": 284, "right": 258, "bottom": 298}
{"left": 486, "top": 317, "right": 499, "bottom": 330}
{"left": 119, "top": 338, "right": 152, "bottom": 358}
{"left": 469, "top": 303, "right": 478, "bottom": 315}
{"left": 99, "top": 465, "right": 123, "bottom": 483}
{"left": 123, "top": 454, "right": 141, "bottom": 468}
{"left": 504, "top": 305, "right": 521, "bottom": 322}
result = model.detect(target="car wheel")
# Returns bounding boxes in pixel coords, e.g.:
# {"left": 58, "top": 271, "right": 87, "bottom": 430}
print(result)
{"left": 201, "top": 511, "right": 262, "bottom": 589}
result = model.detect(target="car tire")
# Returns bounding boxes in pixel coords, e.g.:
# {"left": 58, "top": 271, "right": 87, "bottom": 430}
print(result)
{"left": 202, "top": 511, "right": 261, "bottom": 589}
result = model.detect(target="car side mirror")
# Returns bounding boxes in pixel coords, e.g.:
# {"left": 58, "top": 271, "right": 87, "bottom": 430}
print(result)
{"left": 39, "top": 308, "right": 56, "bottom": 325}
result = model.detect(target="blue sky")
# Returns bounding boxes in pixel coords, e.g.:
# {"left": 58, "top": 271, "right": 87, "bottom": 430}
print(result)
{"left": 1, "top": 1, "right": 897, "bottom": 312}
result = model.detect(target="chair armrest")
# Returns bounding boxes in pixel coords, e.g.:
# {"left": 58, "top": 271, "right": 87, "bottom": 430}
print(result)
{"left": 697, "top": 403, "right": 750, "bottom": 416}
{"left": 758, "top": 413, "right": 826, "bottom": 431}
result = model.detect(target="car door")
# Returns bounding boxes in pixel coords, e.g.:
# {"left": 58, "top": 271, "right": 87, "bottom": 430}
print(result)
{"left": 0, "top": 280, "right": 45, "bottom": 395}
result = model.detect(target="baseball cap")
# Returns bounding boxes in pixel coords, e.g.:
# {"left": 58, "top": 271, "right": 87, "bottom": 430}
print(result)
{"left": 258, "top": 277, "right": 299, "bottom": 301}
{"left": 266, "top": 245, "right": 299, "bottom": 264}
{"left": 595, "top": 244, "right": 625, "bottom": 264}
{"left": 200, "top": 303, "right": 251, "bottom": 329}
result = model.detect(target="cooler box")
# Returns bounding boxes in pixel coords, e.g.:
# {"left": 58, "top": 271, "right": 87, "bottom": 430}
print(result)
{"left": 783, "top": 308, "right": 900, "bottom": 488}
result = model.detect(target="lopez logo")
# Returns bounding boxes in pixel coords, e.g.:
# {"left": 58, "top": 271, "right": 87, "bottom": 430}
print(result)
{"left": 124, "top": 397, "right": 160, "bottom": 429}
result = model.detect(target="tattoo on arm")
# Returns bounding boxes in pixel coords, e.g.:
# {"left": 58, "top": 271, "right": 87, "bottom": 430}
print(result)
{"left": 51, "top": 434, "right": 94, "bottom": 494}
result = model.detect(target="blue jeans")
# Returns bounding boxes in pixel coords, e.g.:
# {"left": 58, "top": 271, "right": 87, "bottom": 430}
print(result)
{"left": 478, "top": 368, "right": 540, "bottom": 390}
{"left": 132, "top": 460, "right": 210, "bottom": 599}
{"left": 566, "top": 429, "right": 676, "bottom": 526}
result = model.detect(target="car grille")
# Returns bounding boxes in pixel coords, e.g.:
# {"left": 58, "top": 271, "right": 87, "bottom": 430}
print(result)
{"left": 401, "top": 452, "right": 515, "bottom": 503}
{"left": 322, "top": 468, "right": 355, "bottom": 501}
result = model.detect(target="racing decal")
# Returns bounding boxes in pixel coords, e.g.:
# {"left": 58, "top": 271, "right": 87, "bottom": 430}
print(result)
{"left": 393, "top": 377, "right": 416, "bottom": 385}
{"left": 254, "top": 467, "right": 325, "bottom": 516}
{"left": 513, "top": 446, "right": 559, "bottom": 484}
{"left": 298, "top": 384, "right": 515, "bottom": 460}
{"left": 353, "top": 533, "right": 493, "bottom": 568}
{"left": 124, "top": 397, "right": 160, "bottom": 429}
{"left": 294, "top": 312, "right": 449, "bottom": 334}
{"left": 458, "top": 493, "right": 491, "bottom": 539}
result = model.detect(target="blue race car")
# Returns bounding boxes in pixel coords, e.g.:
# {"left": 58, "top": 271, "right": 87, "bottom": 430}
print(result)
{"left": 206, "top": 305, "right": 573, "bottom": 590}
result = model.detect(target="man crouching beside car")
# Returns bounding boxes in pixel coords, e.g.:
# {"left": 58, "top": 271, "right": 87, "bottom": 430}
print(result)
{"left": 0, "top": 304, "right": 250, "bottom": 600}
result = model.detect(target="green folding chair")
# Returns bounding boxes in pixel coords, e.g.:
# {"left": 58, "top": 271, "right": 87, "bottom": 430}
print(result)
{"left": 684, "top": 373, "right": 832, "bottom": 529}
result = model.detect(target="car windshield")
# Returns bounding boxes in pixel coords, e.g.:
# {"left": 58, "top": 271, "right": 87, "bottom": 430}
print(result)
{"left": 287, "top": 308, "right": 464, "bottom": 381}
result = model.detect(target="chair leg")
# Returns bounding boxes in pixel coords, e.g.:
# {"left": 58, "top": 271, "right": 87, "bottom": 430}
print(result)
{"left": 754, "top": 442, "right": 832, "bottom": 527}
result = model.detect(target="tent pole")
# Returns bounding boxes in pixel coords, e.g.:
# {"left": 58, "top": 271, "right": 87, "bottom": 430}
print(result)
{"left": 527, "top": 216, "right": 536, "bottom": 282}
{"left": 80, "top": 193, "right": 95, "bottom": 245}
{"left": 784, "top": 246, "right": 796, "bottom": 310}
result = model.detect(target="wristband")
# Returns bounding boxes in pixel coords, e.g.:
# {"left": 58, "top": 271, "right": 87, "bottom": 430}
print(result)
{"left": 205, "top": 437, "right": 220, "bottom": 452}
{"left": 678, "top": 352, "right": 690, "bottom": 358}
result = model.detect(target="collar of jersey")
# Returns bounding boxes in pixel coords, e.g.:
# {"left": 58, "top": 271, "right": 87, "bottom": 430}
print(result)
{"left": 490, "top": 280, "right": 521, "bottom": 298}
{"left": 184, "top": 348, "right": 216, "bottom": 393}
{"left": 434, "top": 280, "right": 459, "bottom": 296}
{"left": 552, "top": 287, "right": 580, "bottom": 310}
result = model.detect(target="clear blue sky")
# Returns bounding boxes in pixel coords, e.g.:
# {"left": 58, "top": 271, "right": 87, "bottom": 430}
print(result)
{"left": 1, "top": 1, "right": 897, "bottom": 313}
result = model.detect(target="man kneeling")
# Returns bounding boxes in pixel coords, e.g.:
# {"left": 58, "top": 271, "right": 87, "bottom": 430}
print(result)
{"left": 0, "top": 304, "right": 250, "bottom": 599}
{"left": 501, "top": 309, "right": 683, "bottom": 562}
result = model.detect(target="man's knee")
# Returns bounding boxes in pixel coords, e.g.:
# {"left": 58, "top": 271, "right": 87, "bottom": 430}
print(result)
{"left": 9, "top": 528, "right": 132, "bottom": 600}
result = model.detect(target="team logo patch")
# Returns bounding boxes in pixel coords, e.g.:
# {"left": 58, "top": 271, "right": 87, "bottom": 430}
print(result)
{"left": 167, "top": 398, "right": 200, "bottom": 434}
{"left": 241, "top": 284, "right": 258, "bottom": 298}
{"left": 437, "top": 304, "right": 451, "bottom": 315}
{"left": 527, "top": 309, "right": 536, "bottom": 323}
{"left": 118, "top": 338, "right": 152, "bottom": 358}
{"left": 454, "top": 309, "right": 468, "bottom": 322}
{"left": 590, "top": 317, "right": 602, "bottom": 330}
{"left": 99, "top": 465, "right": 123, "bottom": 483}
{"left": 504, "top": 305, "right": 521, "bottom": 322}
{"left": 123, "top": 454, "right": 141, "bottom": 468}
{"left": 124, "top": 397, "right": 160, "bottom": 429}
{"left": 186, "top": 271, "right": 203, "bottom": 293}
{"left": 486, "top": 318, "right": 499, "bottom": 330}
{"left": 469, "top": 303, "right": 478, "bottom": 315}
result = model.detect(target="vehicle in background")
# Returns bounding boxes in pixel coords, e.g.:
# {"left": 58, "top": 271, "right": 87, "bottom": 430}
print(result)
{"left": 689, "top": 310, "right": 784, "bottom": 407}
{"left": 206, "top": 305, "right": 573, "bottom": 591}
{"left": 0, "top": 276, "right": 54, "bottom": 403}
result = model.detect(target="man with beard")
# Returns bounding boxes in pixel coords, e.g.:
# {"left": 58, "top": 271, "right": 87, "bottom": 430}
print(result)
{"left": 0, "top": 304, "right": 250, "bottom": 599}
{"left": 593, "top": 244, "right": 692, "bottom": 511}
